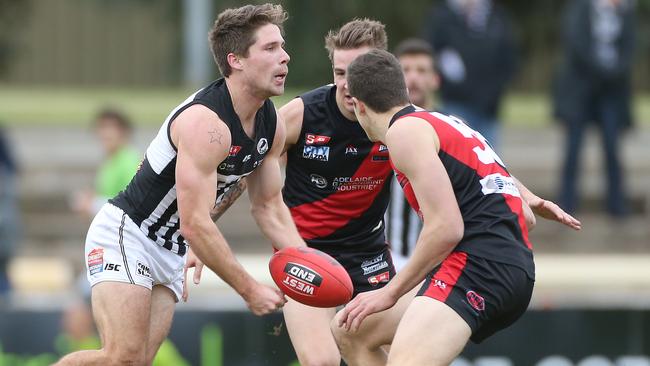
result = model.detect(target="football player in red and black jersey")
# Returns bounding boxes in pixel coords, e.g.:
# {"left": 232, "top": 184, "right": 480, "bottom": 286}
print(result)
{"left": 278, "top": 19, "right": 399, "bottom": 366}
{"left": 335, "top": 50, "right": 581, "bottom": 365}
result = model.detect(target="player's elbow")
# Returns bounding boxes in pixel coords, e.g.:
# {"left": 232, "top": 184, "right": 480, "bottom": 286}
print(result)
{"left": 250, "top": 202, "right": 270, "bottom": 222}
{"left": 448, "top": 219, "right": 464, "bottom": 245}
{"left": 436, "top": 216, "right": 464, "bottom": 249}
{"left": 250, "top": 194, "right": 281, "bottom": 222}
{"left": 179, "top": 223, "right": 196, "bottom": 243}
{"left": 179, "top": 217, "right": 204, "bottom": 243}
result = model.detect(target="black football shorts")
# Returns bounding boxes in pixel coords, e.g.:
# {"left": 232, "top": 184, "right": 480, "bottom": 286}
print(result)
{"left": 417, "top": 251, "right": 534, "bottom": 343}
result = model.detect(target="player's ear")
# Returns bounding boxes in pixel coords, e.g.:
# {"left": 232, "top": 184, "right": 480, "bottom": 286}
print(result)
{"left": 352, "top": 97, "right": 366, "bottom": 116}
{"left": 227, "top": 53, "right": 244, "bottom": 72}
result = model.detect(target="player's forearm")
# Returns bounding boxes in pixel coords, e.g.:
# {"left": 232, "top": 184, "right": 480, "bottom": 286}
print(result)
{"left": 513, "top": 176, "right": 539, "bottom": 205}
{"left": 210, "top": 179, "right": 247, "bottom": 223}
{"left": 251, "top": 194, "right": 305, "bottom": 249}
{"left": 181, "top": 219, "right": 257, "bottom": 297}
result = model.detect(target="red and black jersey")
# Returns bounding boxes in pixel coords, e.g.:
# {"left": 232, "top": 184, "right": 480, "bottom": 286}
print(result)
{"left": 389, "top": 105, "right": 534, "bottom": 278}
{"left": 283, "top": 85, "right": 393, "bottom": 251}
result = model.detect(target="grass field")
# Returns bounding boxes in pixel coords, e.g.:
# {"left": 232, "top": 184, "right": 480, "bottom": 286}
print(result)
{"left": 1, "top": 85, "right": 648, "bottom": 127}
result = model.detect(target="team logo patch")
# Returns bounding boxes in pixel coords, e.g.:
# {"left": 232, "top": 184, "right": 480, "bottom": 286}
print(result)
{"left": 87, "top": 248, "right": 104, "bottom": 275}
{"left": 368, "top": 271, "right": 390, "bottom": 286}
{"left": 229, "top": 145, "right": 242, "bottom": 156}
{"left": 282, "top": 262, "right": 322, "bottom": 296}
{"left": 378, "top": 144, "right": 388, "bottom": 153}
{"left": 257, "top": 138, "right": 269, "bottom": 154}
{"left": 302, "top": 146, "right": 330, "bottom": 161}
{"left": 305, "top": 134, "right": 331, "bottom": 145}
{"left": 466, "top": 290, "right": 485, "bottom": 311}
{"left": 310, "top": 174, "right": 328, "bottom": 189}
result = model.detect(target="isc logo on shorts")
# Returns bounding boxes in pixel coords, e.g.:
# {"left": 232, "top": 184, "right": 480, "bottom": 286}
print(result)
{"left": 302, "top": 146, "right": 330, "bottom": 161}
{"left": 104, "top": 263, "right": 121, "bottom": 271}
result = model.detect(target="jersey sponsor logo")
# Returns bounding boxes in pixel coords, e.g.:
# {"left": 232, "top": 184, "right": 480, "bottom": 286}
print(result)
{"left": 87, "top": 248, "right": 104, "bottom": 275}
{"left": 479, "top": 173, "right": 520, "bottom": 197}
{"left": 310, "top": 174, "right": 328, "bottom": 189}
{"left": 242, "top": 154, "right": 252, "bottom": 163}
{"left": 302, "top": 146, "right": 330, "bottom": 161}
{"left": 257, "top": 138, "right": 269, "bottom": 154}
{"left": 361, "top": 253, "right": 389, "bottom": 275}
{"left": 466, "top": 290, "right": 485, "bottom": 311}
{"left": 136, "top": 261, "right": 151, "bottom": 278}
{"left": 332, "top": 176, "right": 383, "bottom": 191}
{"left": 229, "top": 145, "right": 242, "bottom": 156}
{"left": 368, "top": 271, "right": 390, "bottom": 286}
{"left": 345, "top": 145, "right": 358, "bottom": 155}
{"left": 218, "top": 162, "right": 235, "bottom": 172}
{"left": 378, "top": 144, "right": 388, "bottom": 153}
{"left": 282, "top": 262, "right": 323, "bottom": 296}
{"left": 305, "top": 133, "right": 331, "bottom": 145}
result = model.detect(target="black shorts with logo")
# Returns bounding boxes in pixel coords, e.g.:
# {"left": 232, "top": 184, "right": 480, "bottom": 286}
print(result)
{"left": 417, "top": 251, "right": 534, "bottom": 343}
{"left": 309, "top": 241, "right": 396, "bottom": 298}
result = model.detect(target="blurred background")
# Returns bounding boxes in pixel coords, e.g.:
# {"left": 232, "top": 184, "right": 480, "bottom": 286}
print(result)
{"left": 0, "top": 0, "right": 649, "bottom": 365}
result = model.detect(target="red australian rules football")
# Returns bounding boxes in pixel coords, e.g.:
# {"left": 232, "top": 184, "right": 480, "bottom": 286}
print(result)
{"left": 269, "top": 247, "right": 353, "bottom": 307}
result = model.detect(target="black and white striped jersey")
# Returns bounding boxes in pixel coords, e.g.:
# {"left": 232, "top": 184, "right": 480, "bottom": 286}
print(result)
{"left": 385, "top": 175, "right": 422, "bottom": 271}
{"left": 110, "top": 78, "right": 277, "bottom": 256}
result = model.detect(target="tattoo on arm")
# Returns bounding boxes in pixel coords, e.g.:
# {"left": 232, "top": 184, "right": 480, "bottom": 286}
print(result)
{"left": 208, "top": 129, "right": 223, "bottom": 144}
{"left": 210, "top": 179, "right": 247, "bottom": 222}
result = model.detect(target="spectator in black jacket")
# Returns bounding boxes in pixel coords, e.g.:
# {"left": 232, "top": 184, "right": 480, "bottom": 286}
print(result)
{"left": 423, "top": 0, "right": 517, "bottom": 150}
{"left": 553, "top": 0, "right": 635, "bottom": 217}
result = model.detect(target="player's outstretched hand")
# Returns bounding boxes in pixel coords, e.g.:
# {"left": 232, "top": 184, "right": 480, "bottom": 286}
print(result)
{"left": 182, "top": 248, "right": 204, "bottom": 302}
{"left": 338, "top": 286, "right": 397, "bottom": 332}
{"left": 529, "top": 197, "right": 582, "bottom": 231}
{"left": 245, "top": 284, "right": 287, "bottom": 316}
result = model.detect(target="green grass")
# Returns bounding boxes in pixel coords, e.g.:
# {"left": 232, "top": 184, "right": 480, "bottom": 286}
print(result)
{"left": 0, "top": 85, "right": 647, "bottom": 127}
{"left": 0, "top": 86, "right": 299, "bottom": 126}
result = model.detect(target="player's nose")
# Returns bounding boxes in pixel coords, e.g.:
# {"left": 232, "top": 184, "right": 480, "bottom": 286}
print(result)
{"left": 280, "top": 48, "right": 290, "bottom": 64}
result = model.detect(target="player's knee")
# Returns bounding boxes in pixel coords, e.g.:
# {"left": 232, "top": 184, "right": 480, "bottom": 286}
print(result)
{"left": 330, "top": 317, "right": 355, "bottom": 354}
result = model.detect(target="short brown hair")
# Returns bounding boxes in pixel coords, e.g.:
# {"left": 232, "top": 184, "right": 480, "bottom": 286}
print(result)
{"left": 347, "top": 49, "right": 410, "bottom": 113}
{"left": 209, "top": 4, "right": 288, "bottom": 77}
{"left": 324, "top": 18, "right": 387, "bottom": 61}
{"left": 94, "top": 107, "right": 132, "bottom": 133}
{"left": 393, "top": 38, "right": 434, "bottom": 59}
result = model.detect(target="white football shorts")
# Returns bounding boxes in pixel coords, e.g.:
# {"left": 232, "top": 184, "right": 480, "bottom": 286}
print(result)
{"left": 85, "top": 203, "right": 184, "bottom": 301}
